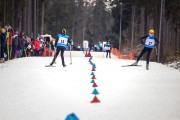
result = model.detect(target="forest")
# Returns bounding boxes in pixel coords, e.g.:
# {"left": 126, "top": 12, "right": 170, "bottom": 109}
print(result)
{"left": 0, "top": 0, "right": 180, "bottom": 62}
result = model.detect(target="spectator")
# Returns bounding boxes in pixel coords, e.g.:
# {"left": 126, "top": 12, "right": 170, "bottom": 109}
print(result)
{"left": 0, "top": 28, "right": 6, "bottom": 63}
{"left": 11, "top": 29, "right": 19, "bottom": 59}
{"left": 33, "top": 38, "right": 41, "bottom": 56}
{"left": 39, "top": 38, "right": 45, "bottom": 56}
{"left": 5, "top": 28, "right": 14, "bottom": 60}
{"left": 17, "top": 32, "right": 25, "bottom": 58}
{"left": 104, "top": 42, "right": 112, "bottom": 58}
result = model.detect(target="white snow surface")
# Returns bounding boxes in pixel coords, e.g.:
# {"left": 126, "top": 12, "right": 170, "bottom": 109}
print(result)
{"left": 0, "top": 51, "right": 180, "bottom": 120}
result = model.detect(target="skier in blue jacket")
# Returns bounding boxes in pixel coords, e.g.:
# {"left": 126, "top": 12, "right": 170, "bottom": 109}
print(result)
{"left": 132, "top": 29, "right": 159, "bottom": 70}
{"left": 50, "top": 29, "right": 71, "bottom": 67}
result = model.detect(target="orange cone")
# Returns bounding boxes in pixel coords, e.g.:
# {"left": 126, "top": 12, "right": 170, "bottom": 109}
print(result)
{"left": 85, "top": 51, "right": 88, "bottom": 57}
{"left": 87, "top": 51, "right": 91, "bottom": 57}
{"left": 129, "top": 52, "right": 134, "bottom": 60}
{"left": 91, "top": 96, "right": 100, "bottom": 103}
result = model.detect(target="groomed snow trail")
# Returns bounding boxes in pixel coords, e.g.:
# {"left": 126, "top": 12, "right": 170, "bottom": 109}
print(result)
{"left": 0, "top": 51, "right": 180, "bottom": 120}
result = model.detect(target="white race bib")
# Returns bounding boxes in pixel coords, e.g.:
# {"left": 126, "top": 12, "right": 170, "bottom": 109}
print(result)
{"left": 145, "top": 38, "right": 155, "bottom": 46}
{"left": 58, "top": 37, "right": 68, "bottom": 44}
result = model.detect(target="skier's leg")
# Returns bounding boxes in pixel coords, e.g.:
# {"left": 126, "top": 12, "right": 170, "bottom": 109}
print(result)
{"left": 109, "top": 50, "right": 111, "bottom": 58}
{"left": 60, "top": 48, "right": 66, "bottom": 67}
{"left": 137, "top": 47, "right": 147, "bottom": 62}
{"left": 50, "top": 47, "right": 60, "bottom": 65}
{"left": 132, "top": 47, "right": 147, "bottom": 65}
{"left": 146, "top": 48, "right": 153, "bottom": 70}
{"left": 106, "top": 50, "right": 108, "bottom": 58}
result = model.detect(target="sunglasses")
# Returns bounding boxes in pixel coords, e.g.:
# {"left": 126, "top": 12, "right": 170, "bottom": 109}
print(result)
{"left": 149, "top": 32, "right": 154, "bottom": 34}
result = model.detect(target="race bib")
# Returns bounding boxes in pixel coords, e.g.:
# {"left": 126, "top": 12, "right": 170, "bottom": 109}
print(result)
{"left": 58, "top": 37, "right": 68, "bottom": 44}
{"left": 145, "top": 38, "right": 155, "bottom": 46}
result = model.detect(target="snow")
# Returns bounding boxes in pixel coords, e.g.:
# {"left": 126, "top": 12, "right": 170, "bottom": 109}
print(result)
{"left": 166, "top": 60, "right": 180, "bottom": 71}
{"left": 0, "top": 51, "right": 180, "bottom": 120}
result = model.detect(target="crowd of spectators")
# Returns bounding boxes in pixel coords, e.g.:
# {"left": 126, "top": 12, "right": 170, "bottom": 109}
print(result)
{"left": 0, "top": 24, "right": 55, "bottom": 63}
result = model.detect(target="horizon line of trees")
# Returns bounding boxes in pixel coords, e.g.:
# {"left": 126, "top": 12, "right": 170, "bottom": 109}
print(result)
{"left": 0, "top": 0, "right": 180, "bottom": 62}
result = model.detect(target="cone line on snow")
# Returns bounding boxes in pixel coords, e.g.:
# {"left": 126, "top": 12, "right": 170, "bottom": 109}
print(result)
{"left": 88, "top": 57, "right": 100, "bottom": 103}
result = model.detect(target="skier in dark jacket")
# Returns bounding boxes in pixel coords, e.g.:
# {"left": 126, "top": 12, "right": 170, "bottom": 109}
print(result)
{"left": 17, "top": 32, "right": 25, "bottom": 58}
{"left": 104, "top": 42, "right": 112, "bottom": 58}
{"left": 0, "top": 28, "right": 6, "bottom": 63}
{"left": 49, "top": 28, "right": 71, "bottom": 67}
{"left": 132, "top": 29, "right": 159, "bottom": 70}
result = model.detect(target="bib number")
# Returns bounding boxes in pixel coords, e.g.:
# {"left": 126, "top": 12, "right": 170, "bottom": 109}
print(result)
{"left": 58, "top": 37, "right": 67, "bottom": 44}
{"left": 145, "top": 38, "right": 155, "bottom": 46}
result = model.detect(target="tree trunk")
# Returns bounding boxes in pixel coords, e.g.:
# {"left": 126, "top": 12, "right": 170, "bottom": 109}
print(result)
{"left": 140, "top": 7, "right": 145, "bottom": 37}
{"left": 41, "top": 0, "right": 45, "bottom": 35}
{"left": 22, "top": 5, "right": 26, "bottom": 33}
{"left": 3, "top": 0, "right": 7, "bottom": 26}
{"left": 177, "top": 28, "right": 180, "bottom": 52}
{"left": 33, "top": 0, "right": 37, "bottom": 39}
{"left": 144, "top": 9, "right": 148, "bottom": 34}
{"left": 18, "top": 0, "right": 23, "bottom": 32}
{"left": 36, "top": 0, "right": 39, "bottom": 34}
{"left": 11, "top": 0, "right": 15, "bottom": 28}
{"left": 26, "top": 0, "right": 32, "bottom": 37}
{"left": 131, "top": 5, "right": 135, "bottom": 50}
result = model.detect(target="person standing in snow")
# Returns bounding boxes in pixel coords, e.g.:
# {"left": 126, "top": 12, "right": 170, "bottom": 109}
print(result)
{"left": 132, "top": 29, "right": 159, "bottom": 70}
{"left": 49, "top": 28, "right": 71, "bottom": 67}
{"left": 0, "top": 28, "right": 6, "bottom": 63}
{"left": 11, "top": 29, "right": 19, "bottom": 59}
{"left": 104, "top": 42, "right": 112, "bottom": 58}
{"left": 33, "top": 38, "right": 41, "bottom": 56}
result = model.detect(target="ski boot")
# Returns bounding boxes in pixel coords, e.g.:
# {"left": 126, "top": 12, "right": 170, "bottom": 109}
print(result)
{"left": 50, "top": 59, "right": 55, "bottom": 66}
{"left": 132, "top": 61, "right": 138, "bottom": 66}
{"left": 62, "top": 62, "right": 66, "bottom": 67}
{"left": 146, "top": 64, "right": 149, "bottom": 70}
{"left": 0, "top": 58, "right": 5, "bottom": 63}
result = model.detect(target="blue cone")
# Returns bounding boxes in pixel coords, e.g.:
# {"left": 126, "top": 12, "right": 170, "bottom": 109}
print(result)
{"left": 90, "top": 72, "right": 95, "bottom": 76}
{"left": 90, "top": 79, "right": 95, "bottom": 83}
{"left": 92, "top": 88, "right": 99, "bottom": 95}
{"left": 89, "top": 57, "right": 93, "bottom": 61}
{"left": 65, "top": 113, "right": 79, "bottom": 120}
{"left": 89, "top": 61, "right": 93, "bottom": 65}
{"left": 92, "top": 64, "right": 96, "bottom": 68}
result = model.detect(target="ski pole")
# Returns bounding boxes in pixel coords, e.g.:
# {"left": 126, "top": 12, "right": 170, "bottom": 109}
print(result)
{"left": 136, "top": 44, "right": 142, "bottom": 48}
{"left": 70, "top": 45, "right": 72, "bottom": 64}
{"left": 155, "top": 46, "right": 158, "bottom": 55}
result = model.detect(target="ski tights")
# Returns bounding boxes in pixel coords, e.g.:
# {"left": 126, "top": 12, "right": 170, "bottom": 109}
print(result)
{"left": 137, "top": 47, "right": 153, "bottom": 64}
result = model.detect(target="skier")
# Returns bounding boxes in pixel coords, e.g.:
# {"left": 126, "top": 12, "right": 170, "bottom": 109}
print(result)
{"left": 132, "top": 29, "right": 159, "bottom": 70}
{"left": 104, "top": 42, "right": 112, "bottom": 58}
{"left": 49, "top": 28, "right": 71, "bottom": 67}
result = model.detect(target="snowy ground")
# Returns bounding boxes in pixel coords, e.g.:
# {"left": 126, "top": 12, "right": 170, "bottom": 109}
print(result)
{"left": 166, "top": 61, "right": 180, "bottom": 71}
{"left": 0, "top": 51, "right": 180, "bottom": 120}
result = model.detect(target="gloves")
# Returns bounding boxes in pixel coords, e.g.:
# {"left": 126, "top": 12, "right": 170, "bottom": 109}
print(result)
{"left": 141, "top": 40, "right": 144, "bottom": 45}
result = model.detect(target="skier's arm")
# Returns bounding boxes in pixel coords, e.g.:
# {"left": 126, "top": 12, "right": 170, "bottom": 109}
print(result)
{"left": 140, "top": 35, "right": 148, "bottom": 44}
{"left": 67, "top": 37, "right": 72, "bottom": 45}
{"left": 55, "top": 36, "right": 58, "bottom": 47}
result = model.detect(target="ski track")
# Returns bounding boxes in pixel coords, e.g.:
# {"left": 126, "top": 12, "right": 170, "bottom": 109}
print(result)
{"left": 0, "top": 53, "right": 180, "bottom": 120}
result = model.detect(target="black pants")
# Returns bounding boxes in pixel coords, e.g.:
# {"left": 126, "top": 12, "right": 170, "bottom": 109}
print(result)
{"left": 137, "top": 47, "right": 153, "bottom": 64}
{"left": 34, "top": 49, "right": 40, "bottom": 56}
{"left": 51, "top": 46, "right": 65, "bottom": 65}
{"left": 0, "top": 47, "right": 5, "bottom": 58}
{"left": 106, "top": 50, "right": 111, "bottom": 58}
{"left": 11, "top": 45, "right": 17, "bottom": 59}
